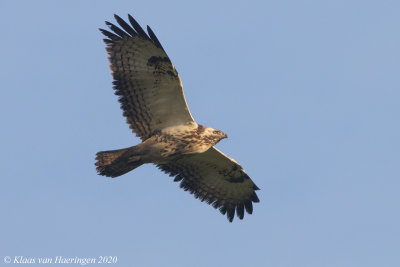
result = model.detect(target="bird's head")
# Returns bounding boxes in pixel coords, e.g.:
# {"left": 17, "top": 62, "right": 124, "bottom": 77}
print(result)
{"left": 204, "top": 127, "right": 228, "bottom": 145}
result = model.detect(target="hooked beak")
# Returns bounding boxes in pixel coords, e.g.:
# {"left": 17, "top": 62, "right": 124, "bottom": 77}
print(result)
{"left": 223, "top": 133, "right": 228, "bottom": 139}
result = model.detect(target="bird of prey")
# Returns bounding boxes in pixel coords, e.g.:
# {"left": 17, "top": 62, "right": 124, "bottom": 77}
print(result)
{"left": 96, "top": 14, "right": 260, "bottom": 222}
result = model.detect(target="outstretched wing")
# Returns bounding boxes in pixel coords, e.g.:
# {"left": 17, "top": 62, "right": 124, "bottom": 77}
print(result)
{"left": 100, "top": 14, "right": 195, "bottom": 140}
{"left": 157, "top": 147, "right": 260, "bottom": 222}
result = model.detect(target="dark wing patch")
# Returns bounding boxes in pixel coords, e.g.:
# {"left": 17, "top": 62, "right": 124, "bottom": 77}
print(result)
{"left": 157, "top": 147, "right": 260, "bottom": 222}
{"left": 99, "top": 14, "right": 195, "bottom": 140}
{"left": 147, "top": 56, "right": 171, "bottom": 66}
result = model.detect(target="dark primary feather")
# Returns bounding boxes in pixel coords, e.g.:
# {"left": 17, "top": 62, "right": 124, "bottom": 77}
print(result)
{"left": 251, "top": 192, "right": 260, "bottom": 203}
{"left": 244, "top": 200, "right": 253, "bottom": 214}
{"left": 103, "top": 38, "right": 113, "bottom": 44}
{"left": 236, "top": 203, "right": 245, "bottom": 220}
{"left": 128, "top": 14, "right": 149, "bottom": 39}
{"left": 220, "top": 207, "right": 227, "bottom": 215}
{"left": 105, "top": 21, "right": 130, "bottom": 38}
{"left": 147, "top": 25, "right": 165, "bottom": 51}
{"left": 227, "top": 208, "right": 235, "bottom": 222}
{"left": 99, "top": 28, "right": 120, "bottom": 41}
{"left": 113, "top": 14, "right": 137, "bottom": 36}
{"left": 99, "top": 14, "right": 164, "bottom": 49}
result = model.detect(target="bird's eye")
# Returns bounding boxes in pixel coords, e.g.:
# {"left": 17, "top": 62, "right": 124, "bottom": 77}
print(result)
{"left": 213, "top": 130, "right": 219, "bottom": 134}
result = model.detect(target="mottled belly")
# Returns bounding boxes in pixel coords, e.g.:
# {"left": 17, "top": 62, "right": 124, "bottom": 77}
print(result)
{"left": 145, "top": 133, "right": 212, "bottom": 163}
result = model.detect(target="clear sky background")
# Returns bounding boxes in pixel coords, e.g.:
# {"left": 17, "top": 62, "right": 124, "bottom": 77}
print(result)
{"left": 1, "top": 0, "right": 399, "bottom": 266}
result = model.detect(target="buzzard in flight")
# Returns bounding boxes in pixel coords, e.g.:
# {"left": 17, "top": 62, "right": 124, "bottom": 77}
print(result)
{"left": 96, "top": 14, "right": 260, "bottom": 222}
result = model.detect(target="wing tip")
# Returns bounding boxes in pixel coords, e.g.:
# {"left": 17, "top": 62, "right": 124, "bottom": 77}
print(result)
{"left": 251, "top": 192, "right": 260, "bottom": 203}
{"left": 114, "top": 14, "right": 137, "bottom": 37}
{"left": 213, "top": 196, "right": 259, "bottom": 222}
{"left": 156, "top": 159, "right": 260, "bottom": 223}
{"left": 146, "top": 25, "right": 165, "bottom": 51}
{"left": 101, "top": 13, "right": 166, "bottom": 52}
{"left": 236, "top": 203, "right": 245, "bottom": 220}
{"left": 99, "top": 28, "right": 120, "bottom": 43}
{"left": 244, "top": 200, "right": 253, "bottom": 215}
{"left": 128, "top": 14, "right": 149, "bottom": 39}
{"left": 227, "top": 207, "right": 235, "bottom": 222}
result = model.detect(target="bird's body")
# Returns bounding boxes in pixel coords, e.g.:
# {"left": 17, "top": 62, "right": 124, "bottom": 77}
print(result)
{"left": 97, "top": 122, "right": 226, "bottom": 173}
{"left": 153, "top": 123, "right": 227, "bottom": 158}
{"left": 96, "top": 14, "right": 259, "bottom": 222}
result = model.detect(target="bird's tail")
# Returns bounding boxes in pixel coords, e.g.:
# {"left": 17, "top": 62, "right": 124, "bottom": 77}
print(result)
{"left": 95, "top": 146, "right": 143, "bottom": 178}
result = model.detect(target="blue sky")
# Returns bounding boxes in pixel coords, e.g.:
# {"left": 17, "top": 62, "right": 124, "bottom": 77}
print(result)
{"left": 1, "top": 0, "right": 399, "bottom": 266}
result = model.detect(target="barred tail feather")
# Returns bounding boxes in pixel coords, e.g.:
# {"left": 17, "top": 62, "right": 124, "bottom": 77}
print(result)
{"left": 95, "top": 147, "right": 143, "bottom": 178}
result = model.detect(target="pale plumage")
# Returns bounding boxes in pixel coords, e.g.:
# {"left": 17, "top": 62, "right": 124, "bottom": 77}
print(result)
{"left": 96, "top": 14, "right": 259, "bottom": 222}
